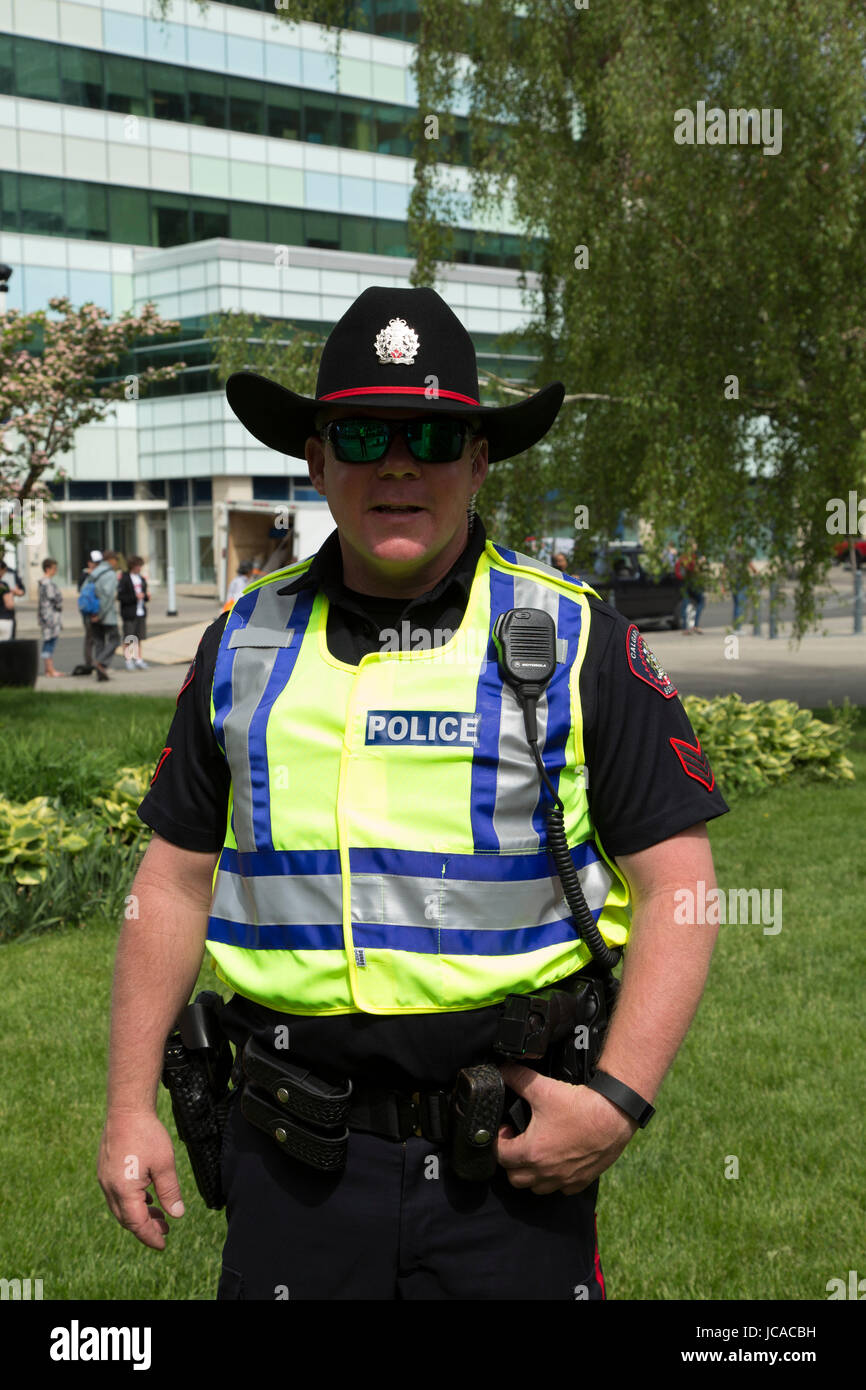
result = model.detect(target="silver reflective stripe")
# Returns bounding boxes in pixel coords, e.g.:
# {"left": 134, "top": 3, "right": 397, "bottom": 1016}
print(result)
{"left": 223, "top": 584, "right": 301, "bottom": 851}
{"left": 210, "top": 851, "right": 613, "bottom": 936}
{"left": 228, "top": 627, "right": 295, "bottom": 649}
{"left": 353, "top": 855, "right": 612, "bottom": 931}
{"left": 212, "top": 867, "right": 343, "bottom": 927}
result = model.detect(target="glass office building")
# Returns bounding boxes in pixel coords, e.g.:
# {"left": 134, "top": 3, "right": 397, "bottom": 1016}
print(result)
{"left": 0, "top": 0, "right": 541, "bottom": 595}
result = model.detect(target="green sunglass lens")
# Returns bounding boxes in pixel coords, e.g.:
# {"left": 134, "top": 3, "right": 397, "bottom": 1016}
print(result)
{"left": 330, "top": 418, "right": 467, "bottom": 462}
{"left": 406, "top": 420, "right": 465, "bottom": 460}
{"left": 335, "top": 421, "right": 389, "bottom": 461}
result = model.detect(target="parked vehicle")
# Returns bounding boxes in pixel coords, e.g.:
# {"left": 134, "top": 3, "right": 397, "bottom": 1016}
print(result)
{"left": 832, "top": 539, "right": 866, "bottom": 567}
{"left": 579, "top": 543, "right": 683, "bottom": 629}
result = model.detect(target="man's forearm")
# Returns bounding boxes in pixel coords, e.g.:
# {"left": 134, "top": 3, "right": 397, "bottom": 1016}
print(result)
{"left": 597, "top": 887, "right": 719, "bottom": 1104}
{"left": 106, "top": 843, "right": 215, "bottom": 1114}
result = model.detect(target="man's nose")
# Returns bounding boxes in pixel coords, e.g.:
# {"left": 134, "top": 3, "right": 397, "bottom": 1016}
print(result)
{"left": 377, "top": 427, "right": 421, "bottom": 475}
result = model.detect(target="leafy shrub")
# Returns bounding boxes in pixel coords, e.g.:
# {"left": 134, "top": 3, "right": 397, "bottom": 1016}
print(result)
{"left": 0, "top": 765, "right": 152, "bottom": 943}
{"left": 0, "top": 837, "right": 144, "bottom": 944}
{"left": 683, "top": 695, "right": 857, "bottom": 796}
{"left": 0, "top": 796, "right": 90, "bottom": 886}
{"left": 90, "top": 766, "right": 152, "bottom": 844}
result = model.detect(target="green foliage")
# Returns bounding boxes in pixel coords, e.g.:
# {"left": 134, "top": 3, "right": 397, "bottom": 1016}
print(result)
{"left": 0, "top": 796, "right": 89, "bottom": 886}
{"left": 409, "top": 0, "right": 866, "bottom": 634}
{"left": 684, "top": 695, "right": 857, "bottom": 797}
{"left": 0, "top": 837, "right": 143, "bottom": 944}
{"left": 0, "top": 765, "right": 151, "bottom": 942}
{"left": 90, "top": 766, "right": 153, "bottom": 845}
{"left": 207, "top": 310, "right": 324, "bottom": 396}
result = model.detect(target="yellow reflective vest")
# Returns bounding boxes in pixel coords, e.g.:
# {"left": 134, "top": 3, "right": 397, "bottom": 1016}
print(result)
{"left": 207, "top": 541, "right": 631, "bottom": 1015}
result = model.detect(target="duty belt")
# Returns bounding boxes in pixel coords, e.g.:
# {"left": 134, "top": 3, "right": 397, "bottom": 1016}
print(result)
{"left": 239, "top": 1036, "right": 452, "bottom": 1164}
{"left": 238, "top": 972, "right": 616, "bottom": 1182}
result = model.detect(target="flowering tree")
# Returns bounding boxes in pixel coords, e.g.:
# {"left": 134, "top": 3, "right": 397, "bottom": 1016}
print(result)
{"left": 0, "top": 297, "right": 185, "bottom": 508}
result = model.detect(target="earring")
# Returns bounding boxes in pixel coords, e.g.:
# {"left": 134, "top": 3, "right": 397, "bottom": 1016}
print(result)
{"left": 467, "top": 491, "right": 477, "bottom": 534}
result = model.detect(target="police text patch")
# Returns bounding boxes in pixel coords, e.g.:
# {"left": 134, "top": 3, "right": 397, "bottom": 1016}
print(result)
{"left": 626, "top": 624, "right": 677, "bottom": 698}
{"left": 366, "top": 711, "right": 480, "bottom": 746}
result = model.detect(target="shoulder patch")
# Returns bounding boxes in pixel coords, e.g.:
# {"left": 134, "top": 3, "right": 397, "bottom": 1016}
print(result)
{"left": 670, "top": 736, "right": 715, "bottom": 791}
{"left": 150, "top": 746, "right": 172, "bottom": 786}
{"left": 176, "top": 660, "right": 195, "bottom": 705}
{"left": 626, "top": 624, "right": 677, "bottom": 698}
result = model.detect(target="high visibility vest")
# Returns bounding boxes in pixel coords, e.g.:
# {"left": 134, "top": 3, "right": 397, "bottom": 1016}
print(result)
{"left": 207, "top": 542, "right": 631, "bottom": 1015}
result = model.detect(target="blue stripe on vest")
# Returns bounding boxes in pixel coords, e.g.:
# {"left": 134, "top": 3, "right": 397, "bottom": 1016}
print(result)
{"left": 219, "top": 847, "right": 342, "bottom": 877}
{"left": 247, "top": 588, "right": 316, "bottom": 852}
{"left": 470, "top": 566, "right": 515, "bottom": 853}
{"left": 216, "top": 843, "right": 600, "bottom": 881}
{"left": 207, "top": 916, "right": 344, "bottom": 950}
{"left": 212, "top": 590, "right": 259, "bottom": 755}
{"left": 206, "top": 914, "right": 598, "bottom": 954}
{"left": 530, "top": 590, "right": 583, "bottom": 837}
{"left": 492, "top": 545, "right": 518, "bottom": 566}
{"left": 351, "top": 916, "right": 592, "bottom": 954}
{"left": 349, "top": 843, "right": 599, "bottom": 880}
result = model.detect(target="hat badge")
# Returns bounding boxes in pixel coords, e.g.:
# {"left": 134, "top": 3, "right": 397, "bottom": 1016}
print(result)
{"left": 374, "top": 317, "right": 420, "bottom": 366}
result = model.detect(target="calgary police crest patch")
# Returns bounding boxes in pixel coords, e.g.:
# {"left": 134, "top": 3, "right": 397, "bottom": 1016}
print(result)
{"left": 626, "top": 624, "right": 677, "bottom": 698}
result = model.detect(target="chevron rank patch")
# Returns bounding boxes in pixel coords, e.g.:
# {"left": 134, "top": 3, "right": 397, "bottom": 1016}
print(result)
{"left": 670, "top": 736, "right": 715, "bottom": 791}
{"left": 150, "top": 746, "right": 172, "bottom": 787}
{"left": 626, "top": 624, "right": 677, "bottom": 698}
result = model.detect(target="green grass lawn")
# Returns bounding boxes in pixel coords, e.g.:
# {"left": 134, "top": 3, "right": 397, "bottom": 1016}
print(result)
{"left": 0, "top": 697, "right": 864, "bottom": 1300}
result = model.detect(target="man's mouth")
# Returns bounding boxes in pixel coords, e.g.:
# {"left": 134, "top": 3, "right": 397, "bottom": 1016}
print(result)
{"left": 371, "top": 504, "right": 425, "bottom": 513}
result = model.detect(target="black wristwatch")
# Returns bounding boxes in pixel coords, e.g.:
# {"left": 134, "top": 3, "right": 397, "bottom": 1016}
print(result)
{"left": 585, "top": 1069, "right": 655, "bottom": 1128}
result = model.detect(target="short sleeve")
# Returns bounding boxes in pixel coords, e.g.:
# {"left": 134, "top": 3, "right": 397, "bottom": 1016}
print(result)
{"left": 579, "top": 597, "right": 730, "bottom": 857}
{"left": 137, "top": 613, "right": 231, "bottom": 852}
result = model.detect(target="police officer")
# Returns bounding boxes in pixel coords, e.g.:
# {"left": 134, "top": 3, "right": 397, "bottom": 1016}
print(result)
{"left": 98, "top": 287, "right": 729, "bottom": 1300}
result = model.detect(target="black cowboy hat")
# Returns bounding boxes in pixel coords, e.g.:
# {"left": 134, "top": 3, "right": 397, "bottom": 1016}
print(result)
{"left": 225, "top": 286, "right": 564, "bottom": 464}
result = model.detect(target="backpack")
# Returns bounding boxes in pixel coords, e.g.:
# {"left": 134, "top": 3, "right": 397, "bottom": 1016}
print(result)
{"left": 78, "top": 578, "right": 100, "bottom": 616}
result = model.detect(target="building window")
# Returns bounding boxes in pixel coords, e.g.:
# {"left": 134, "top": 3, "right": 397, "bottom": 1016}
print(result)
{"left": 111, "top": 481, "right": 135, "bottom": 499}
{"left": 67, "top": 481, "right": 109, "bottom": 500}
{"left": 169, "top": 480, "right": 189, "bottom": 508}
{"left": 148, "top": 62, "right": 187, "bottom": 124}
{"left": 253, "top": 477, "right": 291, "bottom": 501}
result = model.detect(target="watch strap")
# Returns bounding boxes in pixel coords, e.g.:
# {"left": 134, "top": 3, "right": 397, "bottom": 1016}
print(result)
{"left": 586, "top": 1069, "right": 655, "bottom": 1128}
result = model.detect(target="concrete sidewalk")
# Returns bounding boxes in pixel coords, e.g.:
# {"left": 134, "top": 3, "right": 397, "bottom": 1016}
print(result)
{"left": 644, "top": 617, "right": 865, "bottom": 705}
{"left": 21, "top": 608, "right": 866, "bottom": 703}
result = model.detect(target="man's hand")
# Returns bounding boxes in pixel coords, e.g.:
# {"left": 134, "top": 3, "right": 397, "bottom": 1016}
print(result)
{"left": 98, "top": 1110, "right": 185, "bottom": 1251}
{"left": 496, "top": 1063, "right": 637, "bottom": 1195}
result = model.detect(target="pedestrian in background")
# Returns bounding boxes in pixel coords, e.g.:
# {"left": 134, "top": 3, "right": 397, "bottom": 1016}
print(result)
{"left": 89, "top": 550, "right": 121, "bottom": 682}
{"left": 223, "top": 560, "right": 253, "bottom": 611}
{"left": 0, "top": 564, "right": 14, "bottom": 639}
{"left": 677, "top": 539, "right": 707, "bottom": 634}
{"left": 721, "top": 538, "right": 755, "bottom": 631}
{"left": 551, "top": 551, "right": 572, "bottom": 576}
{"left": 38, "top": 557, "right": 65, "bottom": 677}
{"left": 76, "top": 551, "right": 101, "bottom": 673}
{"left": 118, "top": 555, "right": 150, "bottom": 670}
{"left": 0, "top": 556, "right": 24, "bottom": 638}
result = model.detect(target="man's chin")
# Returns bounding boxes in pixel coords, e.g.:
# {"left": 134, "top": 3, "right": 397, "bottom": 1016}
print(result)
{"left": 367, "top": 536, "right": 431, "bottom": 566}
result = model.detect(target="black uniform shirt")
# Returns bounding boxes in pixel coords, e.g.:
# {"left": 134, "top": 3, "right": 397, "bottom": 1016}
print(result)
{"left": 138, "top": 520, "right": 729, "bottom": 1088}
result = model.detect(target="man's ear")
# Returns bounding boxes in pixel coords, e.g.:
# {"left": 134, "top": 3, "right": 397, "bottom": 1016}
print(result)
{"left": 305, "top": 435, "right": 327, "bottom": 496}
{"left": 471, "top": 439, "right": 489, "bottom": 488}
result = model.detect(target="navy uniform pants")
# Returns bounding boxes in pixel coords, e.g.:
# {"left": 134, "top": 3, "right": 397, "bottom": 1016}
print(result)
{"left": 217, "top": 1090, "right": 606, "bottom": 1301}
